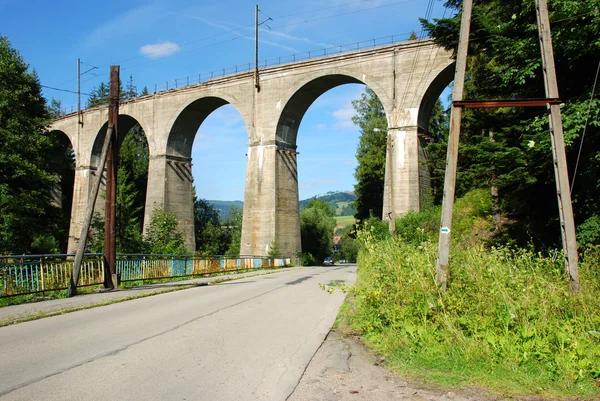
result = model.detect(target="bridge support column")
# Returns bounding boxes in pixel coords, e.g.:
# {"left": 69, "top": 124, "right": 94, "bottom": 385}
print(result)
{"left": 383, "top": 113, "right": 426, "bottom": 224}
{"left": 143, "top": 154, "right": 195, "bottom": 253}
{"left": 67, "top": 165, "right": 103, "bottom": 254}
{"left": 240, "top": 143, "right": 301, "bottom": 258}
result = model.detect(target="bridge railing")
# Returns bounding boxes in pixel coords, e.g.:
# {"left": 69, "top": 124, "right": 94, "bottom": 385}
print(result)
{"left": 58, "top": 33, "right": 417, "bottom": 116}
{"left": 0, "top": 253, "right": 292, "bottom": 297}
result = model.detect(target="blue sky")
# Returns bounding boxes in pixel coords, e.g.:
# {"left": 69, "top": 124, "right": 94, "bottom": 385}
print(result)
{"left": 1, "top": 0, "right": 450, "bottom": 201}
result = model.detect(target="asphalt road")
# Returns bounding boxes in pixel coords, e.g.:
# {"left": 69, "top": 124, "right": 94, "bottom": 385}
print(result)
{"left": 0, "top": 265, "right": 356, "bottom": 401}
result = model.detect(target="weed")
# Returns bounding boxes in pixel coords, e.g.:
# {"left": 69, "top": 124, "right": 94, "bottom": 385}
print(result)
{"left": 339, "top": 190, "right": 600, "bottom": 398}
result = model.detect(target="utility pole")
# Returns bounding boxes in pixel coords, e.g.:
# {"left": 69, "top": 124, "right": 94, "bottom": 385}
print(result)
{"left": 254, "top": 4, "right": 260, "bottom": 91}
{"left": 76, "top": 59, "right": 97, "bottom": 127}
{"left": 254, "top": 5, "right": 272, "bottom": 92}
{"left": 104, "top": 66, "right": 120, "bottom": 290}
{"left": 435, "top": 0, "right": 473, "bottom": 290}
{"left": 535, "top": 0, "right": 580, "bottom": 290}
{"left": 77, "top": 58, "right": 81, "bottom": 126}
{"left": 435, "top": 0, "right": 581, "bottom": 292}
{"left": 489, "top": 130, "right": 500, "bottom": 230}
{"left": 68, "top": 65, "right": 119, "bottom": 297}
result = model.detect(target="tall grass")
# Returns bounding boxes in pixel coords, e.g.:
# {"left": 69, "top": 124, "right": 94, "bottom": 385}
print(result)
{"left": 338, "top": 190, "right": 600, "bottom": 398}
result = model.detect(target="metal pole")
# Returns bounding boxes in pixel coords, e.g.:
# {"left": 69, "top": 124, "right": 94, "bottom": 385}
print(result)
{"left": 435, "top": 0, "right": 473, "bottom": 290}
{"left": 104, "top": 66, "right": 120, "bottom": 290}
{"left": 254, "top": 4, "right": 260, "bottom": 91}
{"left": 77, "top": 58, "right": 80, "bottom": 125}
{"left": 535, "top": 0, "right": 580, "bottom": 291}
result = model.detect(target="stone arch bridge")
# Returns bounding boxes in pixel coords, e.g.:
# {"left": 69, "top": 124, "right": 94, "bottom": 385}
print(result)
{"left": 51, "top": 39, "right": 454, "bottom": 257}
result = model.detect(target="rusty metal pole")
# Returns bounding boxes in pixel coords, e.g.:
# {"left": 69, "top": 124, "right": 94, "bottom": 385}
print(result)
{"left": 103, "top": 66, "right": 119, "bottom": 290}
{"left": 535, "top": 0, "right": 580, "bottom": 291}
{"left": 435, "top": 0, "right": 473, "bottom": 290}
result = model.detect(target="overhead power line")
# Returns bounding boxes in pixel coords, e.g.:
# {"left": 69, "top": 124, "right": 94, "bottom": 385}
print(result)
{"left": 42, "top": 85, "right": 91, "bottom": 96}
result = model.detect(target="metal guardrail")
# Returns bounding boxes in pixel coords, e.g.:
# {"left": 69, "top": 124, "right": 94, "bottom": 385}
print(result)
{"left": 0, "top": 253, "right": 292, "bottom": 297}
{"left": 58, "top": 33, "right": 416, "bottom": 115}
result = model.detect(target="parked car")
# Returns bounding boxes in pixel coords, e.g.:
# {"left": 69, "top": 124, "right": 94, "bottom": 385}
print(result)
{"left": 323, "top": 256, "right": 334, "bottom": 266}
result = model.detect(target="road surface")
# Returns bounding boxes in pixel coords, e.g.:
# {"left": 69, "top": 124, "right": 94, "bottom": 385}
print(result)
{"left": 0, "top": 265, "right": 356, "bottom": 400}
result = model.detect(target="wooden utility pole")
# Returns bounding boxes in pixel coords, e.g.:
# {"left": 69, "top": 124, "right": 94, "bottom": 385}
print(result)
{"left": 67, "top": 126, "right": 114, "bottom": 297}
{"left": 68, "top": 66, "right": 120, "bottom": 297}
{"left": 489, "top": 130, "right": 500, "bottom": 230}
{"left": 435, "top": 0, "right": 581, "bottom": 291}
{"left": 103, "top": 66, "right": 120, "bottom": 290}
{"left": 435, "top": 0, "right": 473, "bottom": 290}
{"left": 535, "top": 0, "right": 580, "bottom": 290}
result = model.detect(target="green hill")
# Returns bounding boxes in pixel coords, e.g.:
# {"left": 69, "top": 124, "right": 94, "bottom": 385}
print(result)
{"left": 299, "top": 191, "right": 356, "bottom": 216}
{"left": 208, "top": 200, "right": 244, "bottom": 221}
{"left": 208, "top": 191, "right": 356, "bottom": 220}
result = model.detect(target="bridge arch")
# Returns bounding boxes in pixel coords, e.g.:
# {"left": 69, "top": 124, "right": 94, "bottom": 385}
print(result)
{"left": 91, "top": 114, "right": 147, "bottom": 167}
{"left": 275, "top": 73, "right": 391, "bottom": 148}
{"left": 156, "top": 96, "right": 251, "bottom": 252}
{"left": 417, "top": 62, "right": 455, "bottom": 134}
{"left": 164, "top": 96, "right": 250, "bottom": 159}
{"left": 87, "top": 114, "right": 150, "bottom": 252}
{"left": 48, "top": 129, "right": 76, "bottom": 253}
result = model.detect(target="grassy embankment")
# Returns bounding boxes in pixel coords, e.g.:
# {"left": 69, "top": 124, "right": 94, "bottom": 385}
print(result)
{"left": 335, "top": 215, "right": 356, "bottom": 232}
{"left": 337, "top": 189, "right": 600, "bottom": 399}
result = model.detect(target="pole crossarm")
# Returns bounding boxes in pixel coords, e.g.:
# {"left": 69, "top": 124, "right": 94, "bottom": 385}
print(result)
{"left": 435, "top": 0, "right": 581, "bottom": 292}
{"left": 453, "top": 98, "right": 561, "bottom": 108}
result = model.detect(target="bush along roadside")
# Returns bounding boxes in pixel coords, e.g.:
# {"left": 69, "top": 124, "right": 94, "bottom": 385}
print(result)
{"left": 337, "top": 189, "right": 600, "bottom": 399}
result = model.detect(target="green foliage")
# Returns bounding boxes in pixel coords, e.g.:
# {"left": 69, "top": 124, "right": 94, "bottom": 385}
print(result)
{"left": 422, "top": 0, "right": 600, "bottom": 249}
{"left": 359, "top": 216, "right": 390, "bottom": 242}
{"left": 194, "top": 192, "right": 235, "bottom": 255}
{"left": 0, "top": 36, "right": 67, "bottom": 254}
{"left": 87, "top": 82, "right": 109, "bottom": 107}
{"left": 299, "top": 191, "right": 356, "bottom": 216}
{"left": 352, "top": 87, "right": 387, "bottom": 221}
{"left": 224, "top": 206, "right": 243, "bottom": 256}
{"left": 338, "top": 232, "right": 359, "bottom": 262}
{"left": 30, "top": 234, "right": 60, "bottom": 254}
{"left": 267, "top": 239, "right": 281, "bottom": 258}
{"left": 300, "top": 201, "right": 336, "bottom": 263}
{"left": 339, "top": 191, "right": 600, "bottom": 397}
{"left": 143, "top": 206, "right": 187, "bottom": 255}
{"left": 116, "top": 168, "right": 144, "bottom": 253}
{"left": 47, "top": 98, "right": 64, "bottom": 119}
{"left": 577, "top": 215, "right": 600, "bottom": 249}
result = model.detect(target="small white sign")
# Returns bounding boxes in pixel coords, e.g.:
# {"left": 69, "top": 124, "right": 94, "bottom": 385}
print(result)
{"left": 440, "top": 227, "right": 451, "bottom": 234}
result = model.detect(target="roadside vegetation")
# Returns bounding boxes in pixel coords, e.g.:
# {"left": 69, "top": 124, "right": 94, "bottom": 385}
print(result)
{"left": 338, "top": 189, "right": 600, "bottom": 398}
{"left": 337, "top": 1, "right": 600, "bottom": 397}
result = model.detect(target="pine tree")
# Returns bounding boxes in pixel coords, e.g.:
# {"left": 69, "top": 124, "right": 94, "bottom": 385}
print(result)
{"left": 0, "top": 36, "right": 63, "bottom": 253}
{"left": 422, "top": 0, "right": 600, "bottom": 247}
{"left": 351, "top": 88, "right": 387, "bottom": 221}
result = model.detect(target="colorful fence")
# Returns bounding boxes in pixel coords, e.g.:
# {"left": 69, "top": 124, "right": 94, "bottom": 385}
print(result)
{"left": 0, "top": 254, "right": 292, "bottom": 297}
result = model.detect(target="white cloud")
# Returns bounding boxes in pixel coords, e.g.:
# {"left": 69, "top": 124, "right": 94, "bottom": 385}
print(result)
{"left": 332, "top": 104, "right": 356, "bottom": 129}
{"left": 139, "top": 41, "right": 181, "bottom": 59}
{"left": 314, "top": 123, "right": 327, "bottom": 130}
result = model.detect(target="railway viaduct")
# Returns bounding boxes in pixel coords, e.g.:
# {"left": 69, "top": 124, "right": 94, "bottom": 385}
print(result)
{"left": 50, "top": 39, "right": 454, "bottom": 257}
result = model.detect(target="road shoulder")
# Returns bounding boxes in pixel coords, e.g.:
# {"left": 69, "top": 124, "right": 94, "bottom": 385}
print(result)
{"left": 288, "top": 331, "right": 508, "bottom": 401}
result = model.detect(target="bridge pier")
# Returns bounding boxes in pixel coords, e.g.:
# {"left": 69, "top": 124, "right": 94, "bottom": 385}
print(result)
{"left": 67, "top": 165, "right": 104, "bottom": 254}
{"left": 382, "top": 108, "right": 430, "bottom": 225}
{"left": 143, "top": 154, "right": 195, "bottom": 253}
{"left": 240, "top": 143, "right": 301, "bottom": 257}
